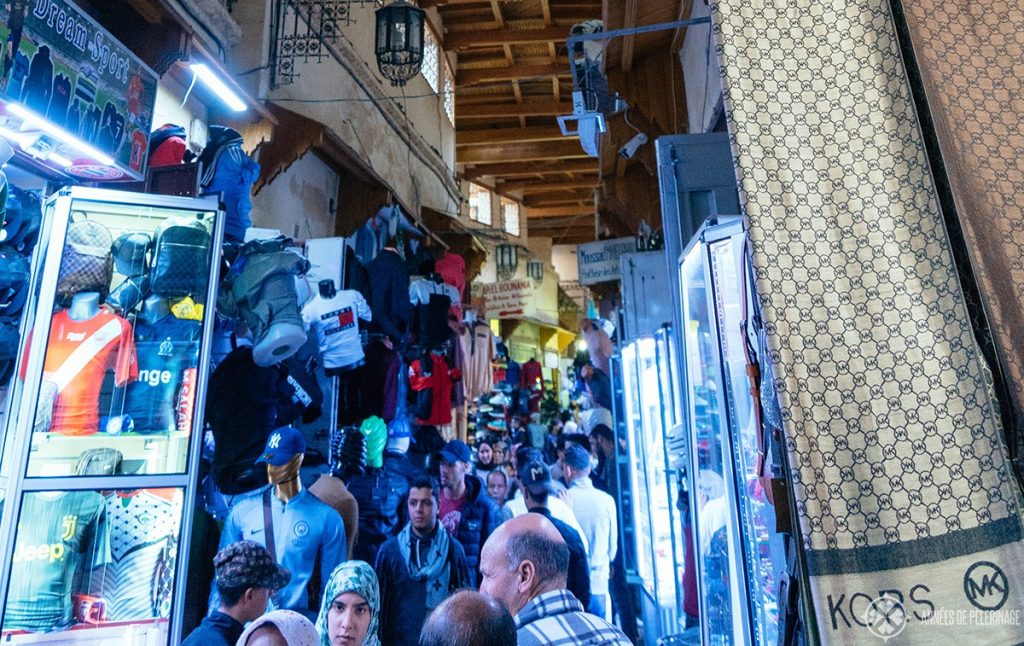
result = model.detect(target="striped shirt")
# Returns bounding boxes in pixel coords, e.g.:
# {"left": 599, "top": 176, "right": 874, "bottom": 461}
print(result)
{"left": 515, "top": 590, "right": 631, "bottom": 646}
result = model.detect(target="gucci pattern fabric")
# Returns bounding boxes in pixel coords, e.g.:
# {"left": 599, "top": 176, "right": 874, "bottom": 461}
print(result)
{"left": 897, "top": 0, "right": 1024, "bottom": 473}
{"left": 709, "top": 1, "right": 1024, "bottom": 642}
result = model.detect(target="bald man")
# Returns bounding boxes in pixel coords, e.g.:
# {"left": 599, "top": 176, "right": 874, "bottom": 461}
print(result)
{"left": 479, "top": 514, "right": 630, "bottom": 646}
{"left": 419, "top": 590, "right": 516, "bottom": 646}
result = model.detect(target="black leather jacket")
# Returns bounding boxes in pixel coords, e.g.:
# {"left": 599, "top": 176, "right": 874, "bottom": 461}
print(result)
{"left": 347, "top": 451, "right": 422, "bottom": 563}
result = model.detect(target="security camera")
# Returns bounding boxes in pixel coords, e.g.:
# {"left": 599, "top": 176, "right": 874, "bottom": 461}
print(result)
{"left": 618, "top": 132, "right": 648, "bottom": 159}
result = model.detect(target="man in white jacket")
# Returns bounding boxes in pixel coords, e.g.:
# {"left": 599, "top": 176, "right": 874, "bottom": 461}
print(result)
{"left": 563, "top": 444, "right": 617, "bottom": 621}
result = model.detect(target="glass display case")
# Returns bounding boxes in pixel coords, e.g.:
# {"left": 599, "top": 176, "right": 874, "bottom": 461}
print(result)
{"left": 680, "top": 217, "right": 749, "bottom": 646}
{"left": 0, "top": 187, "right": 223, "bottom": 645}
{"left": 621, "top": 331, "right": 690, "bottom": 640}
{"left": 679, "top": 217, "right": 787, "bottom": 646}
{"left": 708, "top": 229, "right": 786, "bottom": 645}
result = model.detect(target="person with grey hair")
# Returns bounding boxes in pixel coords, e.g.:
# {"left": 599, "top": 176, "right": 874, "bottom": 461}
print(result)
{"left": 479, "top": 514, "right": 629, "bottom": 646}
{"left": 418, "top": 590, "right": 516, "bottom": 646}
{"left": 563, "top": 444, "right": 617, "bottom": 621}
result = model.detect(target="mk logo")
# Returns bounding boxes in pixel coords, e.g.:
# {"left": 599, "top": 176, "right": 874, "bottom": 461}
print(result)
{"left": 963, "top": 561, "right": 1009, "bottom": 611}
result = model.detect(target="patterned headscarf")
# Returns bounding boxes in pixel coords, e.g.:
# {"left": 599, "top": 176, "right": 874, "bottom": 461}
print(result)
{"left": 237, "top": 609, "right": 318, "bottom": 645}
{"left": 315, "top": 560, "right": 381, "bottom": 646}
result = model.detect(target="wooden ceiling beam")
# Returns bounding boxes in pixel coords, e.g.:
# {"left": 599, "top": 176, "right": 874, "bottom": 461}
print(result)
{"left": 457, "top": 126, "right": 568, "bottom": 146}
{"left": 421, "top": 0, "right": 504, "bottom": 7}
{"left": 622, "top": 0, "right": 639, "bottom": 71}
{"left": 456, "top": 100, "right": 573, "bottom": 118}
{"left": 456, "top": 64, "right": 567, "bottom": 87}
{"left": 457, "top": 140, "right": 591, "bottom": 164}
{"left": 462, "top": 159, "right": 598, "bottom": 179}
{"left": 446, "top": 26, "right": 569, "bottom": 50}
{"left": 527, "top": 205, "right": 595, "bottom": 218}
{"left": 501, "top": 178, "right": 600, "bottom": 193}
{"left": 524, "top": 192, "right": 596, "bottom": 207}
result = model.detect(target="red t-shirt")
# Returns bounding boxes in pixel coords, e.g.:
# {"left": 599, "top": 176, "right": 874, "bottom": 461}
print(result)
{"left": 23, "top": 309, "right": 138, "bottom": 435}
{"left": 438, "top": 492, "right": 466, "bottom": 537}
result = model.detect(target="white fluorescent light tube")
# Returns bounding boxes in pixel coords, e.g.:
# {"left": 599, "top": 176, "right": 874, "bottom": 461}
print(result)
{"left": 7, "top": 103, "right": 116, "bottom": 166}
{"left": 48, "top": 152, "right": 73, "bottom": 167}
{"left": 190, "top": 63, "right": 246, "bottom": 112}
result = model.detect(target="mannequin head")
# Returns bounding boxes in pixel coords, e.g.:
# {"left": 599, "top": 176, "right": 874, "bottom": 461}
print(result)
{"left": 257, "top": 427, "right": 306, "bottom": 502}
{"left": 386, "top": 435, "right": 410, "bottom": 454}
{"left": 68, "top": 292, "right": 100, "bottom": 321}
{"left": 318, "top": 279, "right": 336, "bottom": 299}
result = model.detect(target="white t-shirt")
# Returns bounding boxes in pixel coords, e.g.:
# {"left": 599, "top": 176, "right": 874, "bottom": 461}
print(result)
{"left": 302, "top": 290, "right": 372, "bottom": 369}
{"left": 409, "top": 278, "right": 461, "bottom": 306}
{"left": 499, "top": 494, "right": 590, "bottom": 555}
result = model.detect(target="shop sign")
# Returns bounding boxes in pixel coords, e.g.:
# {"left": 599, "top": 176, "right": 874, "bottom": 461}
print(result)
{"left": 480, "top": 278, "right": 537, "bottom": 319}
{"left": 577, "top": 237, "right": 636, "bottom": 285}
{"left": 0, "top": 0, "right": 158, "bottom": 180}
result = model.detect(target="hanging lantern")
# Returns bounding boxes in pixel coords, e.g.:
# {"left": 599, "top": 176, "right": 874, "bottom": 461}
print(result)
{"left": 496, "top": 243, "right": 519, "bottom": 280}
{"left": 375, "top": 1, "right": 426, "bottom": 87}
{"left": 527, "top": 259, "right": 545, "bottom": 283}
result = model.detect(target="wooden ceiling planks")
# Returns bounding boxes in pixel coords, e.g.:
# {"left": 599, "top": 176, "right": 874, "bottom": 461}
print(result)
{"left": 441, "top": 0, "right": 603, "bottom": 241}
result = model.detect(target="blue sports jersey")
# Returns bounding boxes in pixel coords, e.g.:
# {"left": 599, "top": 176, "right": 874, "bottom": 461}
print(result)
{"left": 123, "top": 315, "right": 200, "bottom": 433}
{"left": 219, "top": 487, "right": 346, "bottom": 619}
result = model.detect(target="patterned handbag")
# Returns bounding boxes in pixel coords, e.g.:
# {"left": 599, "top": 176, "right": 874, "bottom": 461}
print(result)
{"left": 56, "top": 220, "right": 114, "bottom": 306}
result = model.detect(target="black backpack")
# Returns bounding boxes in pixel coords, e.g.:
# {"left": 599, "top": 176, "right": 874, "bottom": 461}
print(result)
{"left": 150, "top": 217, "right": 211, "bottom": 298}
{"left": 0, "top": 250, "right": 30, "bottom": 319}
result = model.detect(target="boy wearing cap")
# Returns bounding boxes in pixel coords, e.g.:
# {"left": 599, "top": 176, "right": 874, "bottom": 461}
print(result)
{"left": 217, "top": 426, "right": 346, "bottom": 620}
{"left": 183, "top": 540, "right": 290, "bottom": 646}
{"left": 436, "top": 439, "right": 498, "bottom": 586}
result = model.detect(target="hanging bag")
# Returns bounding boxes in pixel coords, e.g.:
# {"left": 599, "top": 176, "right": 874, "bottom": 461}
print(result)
{"left": 56, "top": 220, "right": 114, "bottom": 306}
{"left": 149, "top": 217, "right": 211, "bottom": 298}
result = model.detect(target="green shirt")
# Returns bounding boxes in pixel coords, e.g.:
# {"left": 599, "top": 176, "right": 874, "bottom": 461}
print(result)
{"left": 4, "top": 491, "right": 111, "bottom": 633}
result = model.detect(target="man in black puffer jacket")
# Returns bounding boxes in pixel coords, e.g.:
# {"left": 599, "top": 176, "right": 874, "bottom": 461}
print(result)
{"left": 436, "top": 440, "right": 499, "bottom": 586}
{"left": 347, "top": 436, "right": 423, "bottom": 564}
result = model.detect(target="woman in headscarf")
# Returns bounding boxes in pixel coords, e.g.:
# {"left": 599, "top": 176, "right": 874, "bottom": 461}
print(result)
{"left": 316, "top": 561, "right": 381, "bottom": 646}
{"left": 236, "top": 609, "right": 319, "bottom": 645}
{"left": 473, "top": 439, "right": 494, "bottom": 478}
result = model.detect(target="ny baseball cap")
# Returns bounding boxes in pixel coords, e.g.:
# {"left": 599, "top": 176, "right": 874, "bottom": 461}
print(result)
{"left": 519, "top": 460, "right": 556, "bottom": 495}
{"left": 214, "top": 540, "right": 291, "bottom": 591}
{"left": 256, "top": 426, "right": 305, "bottom": 466}
{"left": 437, "top": 439, "right": 471, "bottom": 464}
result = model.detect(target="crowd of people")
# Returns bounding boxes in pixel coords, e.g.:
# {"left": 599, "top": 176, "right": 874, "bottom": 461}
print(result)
{"left": 184, "top": 319, "right": 635, "bottom": 646}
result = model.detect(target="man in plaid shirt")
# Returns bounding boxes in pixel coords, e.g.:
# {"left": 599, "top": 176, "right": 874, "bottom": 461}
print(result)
{"left": 479, "top": 514, "right": 631, "bottom": 645}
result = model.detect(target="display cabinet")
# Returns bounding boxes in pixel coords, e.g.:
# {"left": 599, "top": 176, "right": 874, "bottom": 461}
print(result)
{"left": 679, "top": 217, "right": 787, "bottom": 646}
{"left": 620, "top": 330, "right": 692, "bottom": 642}
{"left": 0, "top": 187, "right": 223, "bottom": 645}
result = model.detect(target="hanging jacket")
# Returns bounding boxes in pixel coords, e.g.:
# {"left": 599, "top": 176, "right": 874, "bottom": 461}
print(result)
{"left": 148, "top": 124, "right": 189, "bottom": 167}
{"left": 200, "top": 126, "right": 259, "bottom": 242}
{"left": 408, "top": 352, "right": 460, "bottom": 426}
{"left": 206, "top": 345, "right": 322, "bottom": 494}
{"left": 218, "top": 239, "right": 309, "bottom": 354}
{"left": 347, "top": 451, "right": 422, "bottom": 564}
{"left": 366, "top": 249, "right": 411, "bottom": 345}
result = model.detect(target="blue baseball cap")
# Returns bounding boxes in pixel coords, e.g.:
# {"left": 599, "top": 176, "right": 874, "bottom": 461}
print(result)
{"left": 256, "top": 426, "right": 305, "bottom": 466}
{"left": 437, "top": 439, "right": 471, "bottom": 464}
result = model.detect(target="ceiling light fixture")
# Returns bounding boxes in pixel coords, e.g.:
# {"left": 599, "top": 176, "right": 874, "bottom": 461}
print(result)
{"left": 190, "top": 63, "right": 247, "bottom": 112}
{"left": 7, "top": 103, "right": 116, "bottom": 166}
{"left": 47, "top": 152, "right": 74, "bottom": 167}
